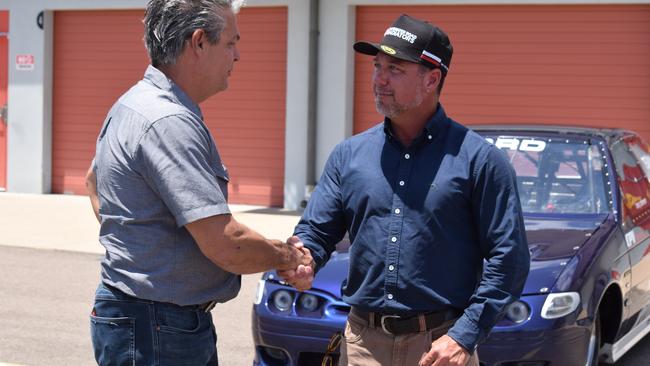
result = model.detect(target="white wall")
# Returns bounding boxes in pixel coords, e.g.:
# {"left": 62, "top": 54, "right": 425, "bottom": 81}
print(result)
{"left": 314, "top": 0, "right": 355, "bottom": 181}
{"left": 283, "top": 0, "right": 313, "bottom": 210}
{"left": 5, "top": 1, "right": 53, "bottom": 193}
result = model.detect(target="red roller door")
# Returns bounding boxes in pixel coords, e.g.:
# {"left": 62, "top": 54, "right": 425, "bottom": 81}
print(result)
{"left": 52, "top": 10, "right": 148, "bottom": 195}
{"left": 52, "top": 7, "right": 287, "bottom": 206}
{"left": 203, "top": 7, "right": 287, "bottom": 206}
{"left": 0, "top": 11, "right": 8, "bottom": 190}
{"left": 354, "top": 5, "right": 650, "bottom": 143}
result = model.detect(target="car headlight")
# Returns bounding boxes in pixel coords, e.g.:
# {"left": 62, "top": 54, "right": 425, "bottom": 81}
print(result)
{"left": 505, "top": 300, "right": 530, "bottom": 323}
{"left": 271, "top": 290, "right": 293, "bottom": 312}
{"left": 253, "top": 280, "right": 266, "bottom": 305}
{"left": 298, "top": 293, "right": 319, "bottom": 312}
{"left": 541, "top": 292, "right": 581, "bottom": 319}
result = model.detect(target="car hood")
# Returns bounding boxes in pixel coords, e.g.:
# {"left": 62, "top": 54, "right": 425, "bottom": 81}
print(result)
{"left": 309, "top": 215, "right": 609, "bottom": 298}
{"left": 522, "top": 215, "right": 607, "bottom": 294}
{"left": 311, "top": 250, "right": 350, "bottom": 297}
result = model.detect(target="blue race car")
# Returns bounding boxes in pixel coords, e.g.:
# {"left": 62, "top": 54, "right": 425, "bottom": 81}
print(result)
{"left": 252, "top": 126, "right": 650, "bottom": 366}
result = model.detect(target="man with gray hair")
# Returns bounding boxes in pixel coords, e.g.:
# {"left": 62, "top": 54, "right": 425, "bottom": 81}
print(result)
{"left": 85, "top": 1, "right": 313, "bottom": 364}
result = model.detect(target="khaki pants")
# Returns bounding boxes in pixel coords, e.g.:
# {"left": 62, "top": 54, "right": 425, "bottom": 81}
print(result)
{"left": 339, "top": 311, "right": 479, "bottom": 366}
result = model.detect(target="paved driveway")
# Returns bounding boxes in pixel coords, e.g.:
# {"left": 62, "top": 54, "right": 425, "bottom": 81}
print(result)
{"left": 0, "top": 246, "right": 259, "bottom": 366}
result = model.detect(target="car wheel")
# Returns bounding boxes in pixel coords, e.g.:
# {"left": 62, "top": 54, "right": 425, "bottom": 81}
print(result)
{"left": 586, "top": 313, "right": 601, "bottom": 366}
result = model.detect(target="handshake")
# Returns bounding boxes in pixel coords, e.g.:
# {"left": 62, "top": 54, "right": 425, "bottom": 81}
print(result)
{"left": 278, "top": 236, "right": 315, "bottom": 292}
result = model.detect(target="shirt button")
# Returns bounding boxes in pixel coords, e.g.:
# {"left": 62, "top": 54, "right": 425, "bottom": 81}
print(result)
{"left": 391, "top": 236, "right": 397, "bottom": 243}
{"left": 399, "top": 180, "right": 405, "bottom": 186}
{"left": 387, "top": 293, "right": 394, "bottom": 300}
{"left": 388, "top": 264, "right": 395, "bottom": 271}
{"left": 404, "top": 154, "right": 410, "bottom": 159}
{"left": 394, "top": 208, "right": 401, "bottom": 214}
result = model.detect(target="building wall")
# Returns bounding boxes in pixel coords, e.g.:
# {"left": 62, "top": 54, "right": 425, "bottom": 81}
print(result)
{"left": 0, "top": 10, "right": 8, "bottom": 190}
{"left": 2, "top": 0, "right": 312, "bottom": 209}
{"left": 50, "top": 7, "right": 290, "bottom": 206}
{"left": 315, "top": 0, "right": 650, "bottom": 178}
{"left": 2, "top": 0, "right": 649, "bottom": 208}
{"left": 353, "top": 4, "right": 650, "bottom": 141}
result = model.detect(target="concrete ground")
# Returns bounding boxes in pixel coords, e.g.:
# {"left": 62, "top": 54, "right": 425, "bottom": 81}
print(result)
{"left": 0, "top": 192, "right": 302, "bottom": 366}
{"left": 0, "top": 192, "right": 302, "bottom": 255}
{"left": 2, "top": 193, "right": 650, "bottom": 366}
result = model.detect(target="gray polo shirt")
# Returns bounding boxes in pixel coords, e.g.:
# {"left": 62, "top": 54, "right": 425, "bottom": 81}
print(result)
{"left": 93, "top": 65, "right": 240, "bottom": 306}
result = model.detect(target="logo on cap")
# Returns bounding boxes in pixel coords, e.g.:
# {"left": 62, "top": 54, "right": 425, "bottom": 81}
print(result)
{"left": 384, "top": 27, "right": 418, "bottom": 44}
{"left": 380, "top": 45, "right": 396, "bottom": 55}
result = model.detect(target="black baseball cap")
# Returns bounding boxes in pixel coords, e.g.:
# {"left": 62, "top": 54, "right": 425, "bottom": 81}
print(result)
{"left": 353, "top": 14, "right": 453, "bottom": 73}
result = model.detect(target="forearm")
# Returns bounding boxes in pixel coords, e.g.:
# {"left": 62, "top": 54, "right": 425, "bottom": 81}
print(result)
{"left": 218, "top": 220, "right": 298, "bottom": 274}
{"left": 188, "top": 215, "right": 300, "bottom": 274}
{"left": 452, "top": 147, "right": 529, "bottom": 350}
{"left": 448, "top": 244, "right": 530, "bottom": 351}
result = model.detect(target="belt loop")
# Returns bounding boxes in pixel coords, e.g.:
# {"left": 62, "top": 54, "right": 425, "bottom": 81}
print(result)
{"left": 418, "top": 314, "right": 426, "bottom": 332}
{"left": 369, "top": 312, "right": 375, "bottom": 328}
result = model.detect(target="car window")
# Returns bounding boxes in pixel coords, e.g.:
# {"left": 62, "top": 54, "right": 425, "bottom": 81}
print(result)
{"left": 483, "top": 135, "right": 610, "bottom": 214}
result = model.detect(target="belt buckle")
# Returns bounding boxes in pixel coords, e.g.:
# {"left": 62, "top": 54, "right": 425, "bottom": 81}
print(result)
{"left": 380, "top": 314, "right": 400, "bottom": 335}
{"left": 203, "top": 300, "right": 217, "bottom": 313}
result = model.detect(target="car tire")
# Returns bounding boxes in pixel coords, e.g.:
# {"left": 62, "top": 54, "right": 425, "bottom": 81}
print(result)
{"left": 586, "top": 312, "right": 602, "bottom": 366}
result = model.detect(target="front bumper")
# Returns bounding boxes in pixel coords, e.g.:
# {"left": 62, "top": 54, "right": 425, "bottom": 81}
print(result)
{"left": 479, "top": 325, "right": 591, "bottom": 366}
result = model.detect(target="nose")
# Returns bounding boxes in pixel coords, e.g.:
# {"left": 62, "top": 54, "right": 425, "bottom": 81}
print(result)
{"left": 373, "top": 67, "right": 388, "bottom": 87}
{"left": 234, "top": 46, "right": 240, "bottom": 62}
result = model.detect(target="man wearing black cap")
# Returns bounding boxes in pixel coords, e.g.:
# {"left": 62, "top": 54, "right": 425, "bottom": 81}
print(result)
{"left": 281, "top": 14, "right": 529, "bottom": 366}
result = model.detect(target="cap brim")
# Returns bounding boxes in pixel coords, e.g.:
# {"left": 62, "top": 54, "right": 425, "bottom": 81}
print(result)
{"left": 353, "top": 41, "right": 420, "bottom": 64}
{"left": 353, "top": 41, "right": 381, "bottom": 56}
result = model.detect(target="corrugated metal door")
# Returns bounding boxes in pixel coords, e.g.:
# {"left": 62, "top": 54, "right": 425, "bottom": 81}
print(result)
{"left": 52, "top": 7, "right": 287, "bottom": 206}
{"left": 52, "top": 10, "right": 148, "bottom": 194}
{"left": 354, "top": 5, "right": 650, "bottom": 143}
{"left": 202, "top": 7, "right": 287, "bottom": 206}
{"left": 0, "top": 11, "right": 8, "bottom": 190}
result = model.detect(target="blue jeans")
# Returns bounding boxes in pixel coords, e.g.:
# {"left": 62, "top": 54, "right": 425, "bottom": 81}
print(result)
{"left": 90, "top": 283, "right": 218, "bottom": 366}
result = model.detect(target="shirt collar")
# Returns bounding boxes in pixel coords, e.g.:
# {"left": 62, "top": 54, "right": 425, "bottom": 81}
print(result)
{"left": 143, "top": 65, "right": 203, "bottom": 119}
{"left": 382, "top": 103, "right": 450, "bottom": 144}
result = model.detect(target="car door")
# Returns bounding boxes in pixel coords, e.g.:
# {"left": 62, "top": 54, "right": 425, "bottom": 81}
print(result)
{"left": 611, "top": 134, "right": 650, "bottom": 326}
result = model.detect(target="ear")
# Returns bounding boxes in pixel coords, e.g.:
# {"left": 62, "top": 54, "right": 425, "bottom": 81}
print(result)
{"left": 187, "top": 29, "right": 207, "bottom": 56}
{"left": 425, "top": 68, "right": 442, "bottom": 94}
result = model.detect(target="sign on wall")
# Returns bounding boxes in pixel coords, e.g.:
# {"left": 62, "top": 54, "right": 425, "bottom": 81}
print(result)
{"left": 16, "top": 54, "right": 34, "bottom": 71}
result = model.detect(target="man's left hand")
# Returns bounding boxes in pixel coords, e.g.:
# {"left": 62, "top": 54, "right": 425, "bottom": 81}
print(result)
{"left": 418, "top": 334, "right": 471, "bottom": 366}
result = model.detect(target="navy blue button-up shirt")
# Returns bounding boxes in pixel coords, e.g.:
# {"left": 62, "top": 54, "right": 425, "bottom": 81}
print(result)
{"left": 295, "top": 105, "right": 530, "bottom": 351}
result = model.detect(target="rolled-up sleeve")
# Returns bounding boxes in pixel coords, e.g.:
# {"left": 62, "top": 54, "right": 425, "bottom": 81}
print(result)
{"left": 447, "top": 145, "right": 530, "bottom": 351}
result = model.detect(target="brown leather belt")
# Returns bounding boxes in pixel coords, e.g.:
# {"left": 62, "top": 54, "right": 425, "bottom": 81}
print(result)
{"left": 350, "top": 307, "right": 461, "bottom": 335}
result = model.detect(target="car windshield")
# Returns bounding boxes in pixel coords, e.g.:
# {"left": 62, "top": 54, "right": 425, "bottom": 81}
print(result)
{"left": 482, "top": 134, "right": 611, "bottom": 215}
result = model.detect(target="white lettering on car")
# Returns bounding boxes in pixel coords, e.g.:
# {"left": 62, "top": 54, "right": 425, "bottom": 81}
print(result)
{"left": 485, "top": 137, "right": 548, "bottom": 152}
{"left": 520, "top": 140, "right": 546, "bottom": 152}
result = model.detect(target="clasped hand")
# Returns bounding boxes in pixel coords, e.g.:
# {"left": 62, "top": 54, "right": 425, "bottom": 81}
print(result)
{"left": 277, "top": 236, "right": 315, "bottom": 291}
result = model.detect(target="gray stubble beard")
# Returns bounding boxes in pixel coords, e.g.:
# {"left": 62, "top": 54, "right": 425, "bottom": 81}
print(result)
{"left": 374, "top": 82, "right": 425, "bottom": 119}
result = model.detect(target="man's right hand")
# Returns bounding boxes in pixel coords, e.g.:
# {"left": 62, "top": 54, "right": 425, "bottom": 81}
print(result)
{"left": 278, "top": 236, "right": 315, "bottom": 291}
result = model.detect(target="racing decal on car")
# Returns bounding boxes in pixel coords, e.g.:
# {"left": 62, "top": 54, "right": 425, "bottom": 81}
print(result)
{"left": 625, "top": 230, "right": 637, "bottom": 248}
{"left": 485, "top": 137, "right": 547, "bottom": 152}
{"left": 620, "top": 164, "right": 650, "bottom": 230}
